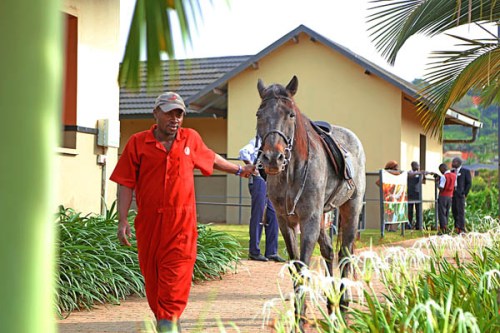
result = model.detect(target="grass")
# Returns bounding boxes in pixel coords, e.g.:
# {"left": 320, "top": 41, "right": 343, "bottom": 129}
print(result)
{"left": 205, "top": 223, "right": 433, "bottom": 258}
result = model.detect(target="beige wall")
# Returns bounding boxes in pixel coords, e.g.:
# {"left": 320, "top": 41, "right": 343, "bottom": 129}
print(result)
{"left": 57, "top": 0, "right": 120, "bottom": 214}
{"left": 57, "top": 133, "right": 118, "bottom": 214}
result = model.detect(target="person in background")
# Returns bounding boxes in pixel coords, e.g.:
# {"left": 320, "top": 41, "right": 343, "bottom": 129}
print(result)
{"left": 376, "top": 160, "right": 401, "bottom": 232}
{"left": 436, "top": 163, "right": 456, "bottom": 235}
{"left": 407, "top": 161, "right": 422, "bottom": 230}
{"left": 111, "top": 92, "right": 255, "bottom": 333}
{"left": 451, "top": 157, "right": 472, "bottom": 234}
{"left": 239, "top": 137, "right": 286, "bottom": 263}
{"left": 407, "top": 161, "right": 434, "bottom": 230}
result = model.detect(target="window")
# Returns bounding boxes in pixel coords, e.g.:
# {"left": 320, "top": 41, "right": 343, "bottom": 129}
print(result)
{"left": 61, "top": 13, "right": 77, "bottom": 148}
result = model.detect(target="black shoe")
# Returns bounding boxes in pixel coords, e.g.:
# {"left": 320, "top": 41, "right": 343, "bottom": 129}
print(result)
{"left": 157, "top": 319, "right": 181, "bottom": 333}
{"left": 266, "top": 254, "right": 286, "bottom": 262}
{"left": 249, "top": 253, "right": 268, "bottom": 261}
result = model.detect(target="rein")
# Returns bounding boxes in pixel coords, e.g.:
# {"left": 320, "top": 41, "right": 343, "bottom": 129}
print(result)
{"left": 256, "top": 94, "right": 310, "bottom": 216}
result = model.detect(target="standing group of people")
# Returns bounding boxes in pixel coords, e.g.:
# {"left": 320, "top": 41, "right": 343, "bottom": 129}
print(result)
{"left": 435, "top": 157, "right": 472, "bottom": 235}
{"left": 380, "top": 158, "right": 472, "bottom": 235}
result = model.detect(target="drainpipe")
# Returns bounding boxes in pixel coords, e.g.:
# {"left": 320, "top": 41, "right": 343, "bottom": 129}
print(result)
{"left": 443, "top": 127, "right": 479, "bottom": 144}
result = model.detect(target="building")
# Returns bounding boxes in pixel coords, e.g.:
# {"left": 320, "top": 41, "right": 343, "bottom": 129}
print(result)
{"left": 119, "top": 25, "right": 481, "bottom": 228}
{"left": 57, "top": 0, "right": 121, "bottom": 214}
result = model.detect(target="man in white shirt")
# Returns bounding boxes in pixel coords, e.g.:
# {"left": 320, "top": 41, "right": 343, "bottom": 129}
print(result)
{"left": 239, "top": 137, "right": 285, "bottom": 262}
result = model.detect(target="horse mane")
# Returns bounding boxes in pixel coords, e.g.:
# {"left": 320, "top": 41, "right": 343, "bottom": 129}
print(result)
{"left": 292, "top": 104, "right": 309, "bottom": 160}
{"left": 292, "top": 101, "right": 323, "bottom": 161}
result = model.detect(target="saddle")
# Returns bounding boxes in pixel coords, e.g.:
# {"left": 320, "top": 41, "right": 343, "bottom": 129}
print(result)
{"left": 310, "top": 120, "right": 354, "bottom": 181}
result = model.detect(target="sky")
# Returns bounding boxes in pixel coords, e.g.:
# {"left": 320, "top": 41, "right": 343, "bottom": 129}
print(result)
{"left": 120, "top": 0, "right": 496, "bottom": 82}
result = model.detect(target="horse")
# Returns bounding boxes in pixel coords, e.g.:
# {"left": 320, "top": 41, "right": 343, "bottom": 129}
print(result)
{"left": 255, "top": 76, "right": 366, "bottom": 331}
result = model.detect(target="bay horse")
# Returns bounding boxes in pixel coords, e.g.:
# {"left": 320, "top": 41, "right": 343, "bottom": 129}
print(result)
{"left": 255, "top": 76, "right": 366, "bottom": 330}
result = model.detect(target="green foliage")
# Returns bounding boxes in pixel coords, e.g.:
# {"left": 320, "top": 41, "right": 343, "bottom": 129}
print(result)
{"left": 348, "top": 240, "right": 500, "bottom": 333}
{"left": 56, "top": 205, "right": 145, "bottom": 318}
{"left": 467, "top": 187, "right": 499, "bottom": 217}
{"left": 267, "top": 225, "right": 500, "bottom": 332}
{"left": 56, "top": 205, "right": 243, "bottom": 318}
{"left": 423, "top": 207, "right": 437, "bottom": 229}
{"left": 194, "top": 224, "right": 242, "bottom": 281}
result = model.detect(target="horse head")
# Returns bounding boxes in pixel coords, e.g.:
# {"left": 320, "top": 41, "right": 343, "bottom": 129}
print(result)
{"left": 256, "top": 76, "right": 300, "bottom": 175}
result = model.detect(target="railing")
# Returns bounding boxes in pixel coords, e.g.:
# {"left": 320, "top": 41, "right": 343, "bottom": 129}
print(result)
{"left": 195, "top": 167, "right": 438, "bottom": 236}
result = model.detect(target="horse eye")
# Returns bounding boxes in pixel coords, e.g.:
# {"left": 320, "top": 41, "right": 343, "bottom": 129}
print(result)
{"left": 289, "top": 112, "right": 296, "bottom": 118}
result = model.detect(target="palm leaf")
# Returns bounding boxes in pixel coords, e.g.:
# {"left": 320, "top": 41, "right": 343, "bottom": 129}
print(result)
{"left": 119, "top": 0, "right": 207, "bottom": 90}
{"left": 416, "top": 34, "right": 500, "bottom": 139}
{"left": 368, "top": 0, "right": 500, "bottom": 64}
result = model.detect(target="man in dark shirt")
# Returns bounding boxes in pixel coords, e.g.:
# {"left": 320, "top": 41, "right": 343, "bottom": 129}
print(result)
{"left": 407, "top": 161, "right": 422, "bottom": 230}
{"left": 451, "top": 157, "right": 472, "bottom": 234}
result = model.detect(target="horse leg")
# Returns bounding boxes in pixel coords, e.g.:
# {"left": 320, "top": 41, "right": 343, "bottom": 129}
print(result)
{"left": 278, "top": 220, "right": 299, "bottom": 261}
{"left": 277, "top": 221, "right": 305, "bottom": 332}
{"left": 318, "top": 226, "right": 335, "bottom": 313}
{"left": 338, "top": 199, "right": 362, "bottom": 310}
{"left": 289, "top": 214, "right": 321, "bottom": 332}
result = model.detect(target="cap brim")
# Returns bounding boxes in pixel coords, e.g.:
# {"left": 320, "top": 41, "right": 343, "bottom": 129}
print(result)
{"left": 158, "top": 103, "right": 186, "bottom": 113}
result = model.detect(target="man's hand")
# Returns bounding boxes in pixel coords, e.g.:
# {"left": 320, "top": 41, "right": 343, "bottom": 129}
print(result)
{"left": 240, "top": 164, "right": 256, "bottom": 178}
{"left": 117, "top": 219, "right": 132, "bottom": 246}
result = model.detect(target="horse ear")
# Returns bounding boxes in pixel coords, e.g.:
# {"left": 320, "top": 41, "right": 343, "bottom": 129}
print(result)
{"left": 257, "top": 79, "right": 266, "bottom": 99}
{"left": 286, "top": 75, "right": 298, "bottom": 96}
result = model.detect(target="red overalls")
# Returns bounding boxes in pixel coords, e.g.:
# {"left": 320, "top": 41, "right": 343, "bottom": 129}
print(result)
{"left": 110, "top": 125, "right": 215, "bottom": 321}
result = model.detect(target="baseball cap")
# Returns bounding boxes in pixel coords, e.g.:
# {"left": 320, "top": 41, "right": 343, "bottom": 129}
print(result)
{"left": 154, "top": 92, "right": 186, "bottom": 113}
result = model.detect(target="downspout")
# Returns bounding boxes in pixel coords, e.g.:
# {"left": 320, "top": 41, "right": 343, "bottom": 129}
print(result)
{"left": 443, "top": 126, "right": 479, "bottom": 144}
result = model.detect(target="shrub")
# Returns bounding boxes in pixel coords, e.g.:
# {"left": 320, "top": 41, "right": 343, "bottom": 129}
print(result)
{"left": 194, "top": 224, "right": 242, "bottom": 281}
{"left": 56, "top": 204, "right": 144, "bottom": 318}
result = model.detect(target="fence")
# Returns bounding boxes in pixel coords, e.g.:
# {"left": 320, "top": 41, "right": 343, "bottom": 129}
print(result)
{"left": 195, "top": 166, "right": 438, "bottom": 235}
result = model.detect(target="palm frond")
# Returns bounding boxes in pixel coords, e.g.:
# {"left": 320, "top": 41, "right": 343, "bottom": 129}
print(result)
{"left": 119, "top": 0, "right": 207, "bottom": 90}
{"left": 368, "top": 0, "right": 500, "bottom": 64}
{"left": 416, "top": 34, "right": 500, "bottom": 140}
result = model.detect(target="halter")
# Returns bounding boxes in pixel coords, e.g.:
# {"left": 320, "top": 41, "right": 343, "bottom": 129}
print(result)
{"left": 256, "top": 94, "right": 295, "bottom": 171}
{"left": 256, "top": 93, "right": 309, "bottom": 216}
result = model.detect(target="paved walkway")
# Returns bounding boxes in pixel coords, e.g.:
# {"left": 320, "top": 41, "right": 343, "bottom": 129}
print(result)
{"left": 57, "top": 239, "right": 419, "bottom": 333}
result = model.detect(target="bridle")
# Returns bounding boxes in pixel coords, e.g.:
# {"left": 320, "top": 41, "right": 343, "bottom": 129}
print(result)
{"left": 255, "top": 93, "right": 309, "bottom": 216}
{"left": 256, "top": 94, "right": 295, "bottom": 171}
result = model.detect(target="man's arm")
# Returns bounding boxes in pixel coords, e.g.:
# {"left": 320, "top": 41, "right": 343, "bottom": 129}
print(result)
{"left": 464, "top": 169, "right": 472, "bottom": 196}
{"left": 213, "top": 154, "right": 255, "bottom": 177}
{"left": 117, "top": 185, "right": 133, "bottom": 246}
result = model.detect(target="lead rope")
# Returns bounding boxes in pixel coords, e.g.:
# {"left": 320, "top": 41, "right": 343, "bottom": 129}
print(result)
{"left": 286, "top": 128, "right": 310, "bottom": 216}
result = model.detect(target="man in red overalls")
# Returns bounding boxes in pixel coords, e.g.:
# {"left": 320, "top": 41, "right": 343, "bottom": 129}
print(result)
{"left": 110, "top": 92, "right": 254, "bottom": 332}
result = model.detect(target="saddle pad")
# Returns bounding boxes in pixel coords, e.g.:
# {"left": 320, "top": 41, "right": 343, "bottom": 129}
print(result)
{"left": 310, "top": 121, "right": 353, "bottom": 181}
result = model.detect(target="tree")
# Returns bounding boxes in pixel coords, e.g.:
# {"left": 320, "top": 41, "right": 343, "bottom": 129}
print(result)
{"left": 367, "top": 0, "right": 500, "bottom": 140}
{"left": 0, "top": 0, "right": 206, "bottom": 331}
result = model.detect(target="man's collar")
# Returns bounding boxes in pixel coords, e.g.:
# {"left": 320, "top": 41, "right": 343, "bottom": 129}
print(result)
{"left": 146, "top": 124, "right": 185, "bottom": 143}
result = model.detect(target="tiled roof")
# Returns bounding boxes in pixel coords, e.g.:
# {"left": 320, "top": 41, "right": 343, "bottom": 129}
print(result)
{"left": 120, "top": 55, "right": 250, "bottom": 118}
